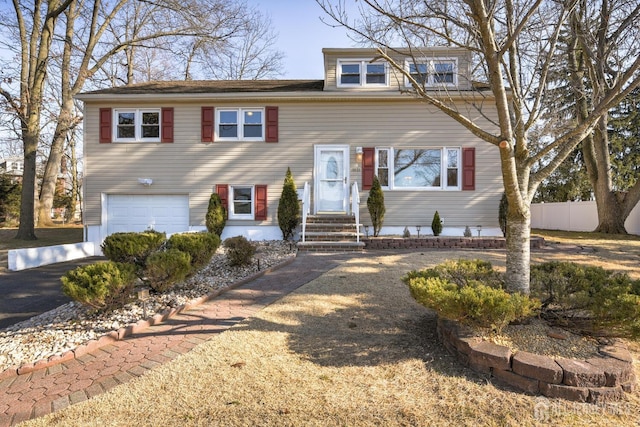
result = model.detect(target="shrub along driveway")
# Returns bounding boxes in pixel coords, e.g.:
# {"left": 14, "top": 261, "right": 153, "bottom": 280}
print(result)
{"left": 19, "top": 243, "right": 640, "bottom": 427}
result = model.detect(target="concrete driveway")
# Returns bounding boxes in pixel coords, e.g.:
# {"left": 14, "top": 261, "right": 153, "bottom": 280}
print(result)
{"left": 0, "top": 257, "right": 103, "bottom": 329}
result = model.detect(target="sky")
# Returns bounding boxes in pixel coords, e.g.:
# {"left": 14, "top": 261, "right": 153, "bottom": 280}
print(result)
{"left": 249, "top": 0, "right": 359, "bottom": 79}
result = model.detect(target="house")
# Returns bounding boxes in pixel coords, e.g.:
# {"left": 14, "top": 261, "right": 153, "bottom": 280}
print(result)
{"left": 0, "top": 157, "right": 24, "bottom": 184}
{"left": 76, "top": 47, "right": 503, "bottom": 252}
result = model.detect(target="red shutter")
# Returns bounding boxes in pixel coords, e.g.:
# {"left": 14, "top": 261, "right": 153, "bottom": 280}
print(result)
{"left": 255, "top": 185, "right": 268, "bottom": 220}
{"left": 265, "top": 106, "right": 278, "bottom": 142}
{"left": 161, "top": 107, "right": 174, "bottom": 143}
{"left": 99, "top": 108, "right": 112, "bottom": 143}
{"left": 362, "top": 147, "right": 375, "bottom": 190}
{"left": 462, "top": 147, "right": 475, "bottom": 191}
{"left": 216, "top": 184, "right": 228, "bottom": 218}
{"left": 202, "top": 107, "right": 214, "bottom": 142}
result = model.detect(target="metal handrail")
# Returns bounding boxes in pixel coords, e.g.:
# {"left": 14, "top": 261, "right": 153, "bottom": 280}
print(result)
{"left": 351, "top": 181, "right": 360, "bottom": 243}
{"left": 301, "top": 182, "right": 310, "bottom": 242}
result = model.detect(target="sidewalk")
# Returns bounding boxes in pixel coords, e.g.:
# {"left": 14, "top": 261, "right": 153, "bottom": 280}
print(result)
{"left": 0, "top": 252, "right": 353, "bottom": 426}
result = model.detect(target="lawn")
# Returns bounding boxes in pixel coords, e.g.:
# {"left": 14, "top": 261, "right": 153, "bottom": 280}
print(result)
{"left": 21, "top": 230, "right": 640, "bottom": 427}
{"left": 0, "top": 226, "right": 83, "bottom": 272}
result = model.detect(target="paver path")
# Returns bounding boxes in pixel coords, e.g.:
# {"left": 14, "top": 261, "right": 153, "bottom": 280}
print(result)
{"left": 0, "top": 253, "right": 353, "bottom": 426}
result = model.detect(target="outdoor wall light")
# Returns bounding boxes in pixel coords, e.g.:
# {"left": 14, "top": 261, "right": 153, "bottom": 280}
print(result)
{"left": 138, "top": 178, "right": 153, "bottom": 186}
{"left": 416, "top": 225, "right": 421, "bottom": 237}
{"left": 355, "top": 146, "right": 363, "bottom": 163}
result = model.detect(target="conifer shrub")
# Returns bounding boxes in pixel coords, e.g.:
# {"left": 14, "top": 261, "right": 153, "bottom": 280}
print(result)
{"left": 499, "top": 192, "right": 508, "bottom": 237}
{"left": 101, "top": 230, "right": 166, "bottom": 268}
{"left": 530, "top": 262, "right": 640, "bottom": 338}
{"left": 224, "top": 236, "right": 256, "bottom": 266}
{"left": 367, "top": 175, "right": 385, "bottom": 237}
{"left": 144, "top": 249, "right": 192, "bottom": 293}
{"left": 277, "top": 167, "right": 300, "bottom": 240}
{"left": 167, "top": 232, "right": 220, "bottom": 270}
{"left": 206, "top": 193, "right": 226, "bottom": 236}
{"left": 404, "top": 260, "right": 539, "bottom": 332}
{"left": 431, "top": 211, "right": 443, "bottom": 236}
{"left": 463, "top": 226, "right": 472, "bottom": 237}
{"left": 61, "top": 261, "right": 137, "bottom": 311}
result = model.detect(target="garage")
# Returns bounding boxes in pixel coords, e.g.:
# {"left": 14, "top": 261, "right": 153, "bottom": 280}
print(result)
{"left": 106, "top": 195, "right": 189, "bottom": 236}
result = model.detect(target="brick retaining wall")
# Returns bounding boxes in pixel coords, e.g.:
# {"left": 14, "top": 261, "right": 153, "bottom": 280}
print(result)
{"left": 437, "top": 318, "right": 636, "bottom": 403}
{"left": 363, "top": 236, "right": 545, "bottom": 250}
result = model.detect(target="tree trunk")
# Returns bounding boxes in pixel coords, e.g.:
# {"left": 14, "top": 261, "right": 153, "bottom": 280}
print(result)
{"left": 505, "top": 203, "right": 531, "bottom": 295}
{"left": 15, "top": 132, "right": 38, "bottom": 240}
{"left": 593, "top": 191, "right": 628, "bottom": 234}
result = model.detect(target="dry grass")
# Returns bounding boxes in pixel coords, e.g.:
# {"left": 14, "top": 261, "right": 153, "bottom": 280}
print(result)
{"left": 21, "top": 236, "right": 640, "bottom": 427}
{"left": 0, "top": 226, "right": 83, "bottom": 273}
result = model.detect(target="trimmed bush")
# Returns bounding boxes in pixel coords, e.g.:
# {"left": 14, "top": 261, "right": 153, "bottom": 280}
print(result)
{"left": 206, "top": 193, "right": 227, "bottom": 236}
{"left": 61, "top": 261, "right": 137, "bottom": 310}
{"left": 530, "top": 261, "right": 640, "bottom": 338}
{"left": 367, "top": 175, "right": 385, "bottom": 237}
{"left": 224, "top": 235, "right": 256, "bottom": 266}
{"left": 144, "top": 249, "right": 192, "bottom": 293}
{"left": 167, "top": 232, "right": 220, "bottom": 270}
{"left": 101, "top": 231, "right": 166, "bottom": 268}
{"left": 277, "top": 167, "right": 300, "bottom": 240}
{"left": 431, "top": 211, "right": 443, "bottom": 236}
{"left": 404, "top": 260, "right": 539, "bottom": 332}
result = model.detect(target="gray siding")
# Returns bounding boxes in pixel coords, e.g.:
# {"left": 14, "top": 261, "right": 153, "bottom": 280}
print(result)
{"left": 83, "top": 97, "right": 502, "bottom": 230}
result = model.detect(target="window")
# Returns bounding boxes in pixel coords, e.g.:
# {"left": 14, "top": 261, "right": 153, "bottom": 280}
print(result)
{"left": 216, "top": 108, "right": 264, "bottom": 141}
{"left": 229, "top": 185, "right": 254, "bottom": 219}
{"left": 405, "top": 58, "right": 457, "bottom": 87}
{"left": 375, "top": 147, "right": 461, "bottom": 190}
{"left": 114, "top": 109, "right": 160, "bottom": 142}
{"left": 338, "top": 60, "right": 388, "bottom": 87}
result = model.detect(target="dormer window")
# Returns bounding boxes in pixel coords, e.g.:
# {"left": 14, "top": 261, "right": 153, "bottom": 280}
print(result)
{"left": 338, "top": 60, "right": 388, "bottom": 87}
{"left": 406, "top": 58, "right": 457, "bottom": 87}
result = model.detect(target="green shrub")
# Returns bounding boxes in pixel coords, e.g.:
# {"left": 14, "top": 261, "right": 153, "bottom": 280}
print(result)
{"left": 498, "top": 192, "right": 508, "bottom": 237}
{"left": 61, "top": 261, "right": 137, "bottom": 310}
{"left": 463, "top": 226, "right": 472, "bottom": 237}
{"left": 367, "top": 175, "right": 385, "bottom": 237}
{"left": 530, "top": 261, "right": 640, "bottom": 338}
{"left": 406, "top": 276, "right": 538, "bottom": 332}
{"left": 206, "top": 193, "right": 226, "bottom": 236}
{"left": 277, "top": 167, "right": 301, "bottom": 240}
{"left": 224, "top": 235, "right": 256, "bottom": 266}
{"left": 431, "top": 211, "right": 443, "bottom": 236}
{"left": 405, "top": 259, "right": 505, "bottom": 290}
{"left": 101, "top": 231, "right": 166, "bottom": 267}
{"left": 167, "top": 232, "right": 220, "bottom": 270}
{"left": 144, "top": 249, "right": 192, "bottom": 293}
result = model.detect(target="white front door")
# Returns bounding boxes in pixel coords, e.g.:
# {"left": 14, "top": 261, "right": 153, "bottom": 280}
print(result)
{"left": 314, "top": 145, "right": 349, "bottom": 213}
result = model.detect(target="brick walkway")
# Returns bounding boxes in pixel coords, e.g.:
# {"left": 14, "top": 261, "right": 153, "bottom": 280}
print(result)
{"left": 0, "top": 253, "right": 353, "bottom": 426}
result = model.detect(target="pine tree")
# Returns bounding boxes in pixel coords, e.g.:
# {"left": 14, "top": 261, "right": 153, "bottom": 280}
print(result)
{"left": 277, "top": 167, "right": 300, "bottom": 240}
{"left": 431, "top": 211, "right": 442, "bottom": 236}
{"left": 205, "top": 193, "right": 226, "bottom": 236}
{"left": 367, "top": 175, "right": 385, "bottom": 237}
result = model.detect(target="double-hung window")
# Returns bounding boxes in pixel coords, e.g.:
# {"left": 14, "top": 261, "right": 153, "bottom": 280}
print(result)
{"left": 405, "top": 58, "right": 457, "bottom": 87}
{"left": 216, "top": 108, "right": 264, "bottom": 141}
{"left": 338, "top": 60, "right": 388, "bottom": 87}
{"left": 114, "top": 109, "right": 160, "bottom": 142}
{"left": 375, "top": 147, "right": 461, "bottom": 190}
{"left": 229, "top": 185, "right": 254, "bottom": 219}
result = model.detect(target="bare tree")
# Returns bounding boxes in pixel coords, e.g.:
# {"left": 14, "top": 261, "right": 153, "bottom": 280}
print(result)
{"left": 317, "top": 0, "right": 640, "bottom": 293}
{"left": 564, "top": 0, "right": 640, "bottom": 233}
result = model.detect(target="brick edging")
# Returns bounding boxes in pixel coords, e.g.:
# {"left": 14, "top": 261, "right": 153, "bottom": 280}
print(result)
{"left": 436, "top": 317, "right": 636, "bottom": 403}
{"left": 363, "top": 236, "right": 545, "bottom": 250}
{"left": 0, "top": 255, "right": 297, "bottom": 380}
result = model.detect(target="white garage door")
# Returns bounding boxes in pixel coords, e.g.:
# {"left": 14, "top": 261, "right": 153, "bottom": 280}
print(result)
{"left": 107, "top": 195, "right": 189, "bottom": 236}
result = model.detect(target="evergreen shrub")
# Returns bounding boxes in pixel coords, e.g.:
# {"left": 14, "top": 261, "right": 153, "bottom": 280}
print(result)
{"left": 206, "top": 193, "right": 226, "bottom": 236}
{"left": 144, "top": 249, "right": 192, "bottom": 292}
{"left": 61, "top": 261, "right": 137, "bottom": 310}
{"left": 431, "top": 211, "right": 443, "bottom": 236}
{"left": 277, "top": 167, "right": 300, "bottom": 240}
{"left": 367, "top": 175, "right": 385, "bottom": 237}
{"left": 167, "top": 232, "right": 220, "bottom": 269}
{"left": 224, "top": 236, "right": 256, "bottom": 266}
{"left": 101, "top": 230, "right": 166, "bottom": 268}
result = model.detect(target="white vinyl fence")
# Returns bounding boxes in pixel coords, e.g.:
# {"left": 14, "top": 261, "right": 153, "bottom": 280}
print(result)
{"left": 531, "top": 201, "right": 640, "bottom": 235}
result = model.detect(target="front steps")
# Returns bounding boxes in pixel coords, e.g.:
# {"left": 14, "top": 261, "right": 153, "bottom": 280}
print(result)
{"left": 297, "top": 214, "right": 364, "bottom": 252}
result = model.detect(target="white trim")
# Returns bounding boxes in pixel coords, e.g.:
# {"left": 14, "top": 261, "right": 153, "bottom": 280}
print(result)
{"left": 215, "top": 107, "right": 265, "bottom": 141}
{"left": 404, "top": 57, "right": 458, "bottom": 88}
{"left": 229, "top": 185, "right": 255, "bottom": 220}
{"left": 113, "top": 108, "right": 161, "bottom": 143}
{"left": 337, "top": 59, "right": 389, "bottom": 88}
{"left": 375, "top": 147, "right": 461, "bottom": 191}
